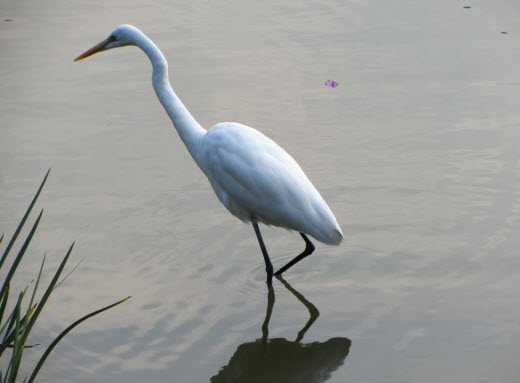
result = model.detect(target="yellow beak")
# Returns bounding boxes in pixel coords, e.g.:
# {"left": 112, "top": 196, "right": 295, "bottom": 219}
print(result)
{"left": 74, "top": 37, "right": 112, "bottom": 62}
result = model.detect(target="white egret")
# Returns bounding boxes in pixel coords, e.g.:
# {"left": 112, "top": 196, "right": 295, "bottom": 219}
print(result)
{"left": 75, "top": 25, "right": 343, "bottom": 283}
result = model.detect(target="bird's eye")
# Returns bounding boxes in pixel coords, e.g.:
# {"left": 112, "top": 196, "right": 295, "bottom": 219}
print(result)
{"left": 108, "top": 35, "right": 117, "bottom": 43}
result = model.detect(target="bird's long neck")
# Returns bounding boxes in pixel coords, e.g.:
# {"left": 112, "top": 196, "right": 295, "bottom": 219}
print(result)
{"left": 136, "top": 32, "right": 206, "bottom": 163}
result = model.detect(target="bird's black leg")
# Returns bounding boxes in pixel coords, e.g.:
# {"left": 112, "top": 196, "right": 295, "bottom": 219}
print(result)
{"left": 251, "top": 217, "right": 273, "bottom": 284}
{"left": 274, "top": 233, "right": 315, "bottom": 276}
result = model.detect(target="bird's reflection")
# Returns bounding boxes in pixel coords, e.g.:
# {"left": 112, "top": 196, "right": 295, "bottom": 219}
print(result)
{"left": 210, "top": 276, "right": 351, "bottom": 383}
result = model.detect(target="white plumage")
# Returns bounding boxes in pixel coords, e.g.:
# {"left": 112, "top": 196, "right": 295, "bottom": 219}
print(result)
{"left": 75, "top": 25, "right": 343, "bottom": 283}
{"left": 200, "top": 123, "right": 342, "bottom": 245}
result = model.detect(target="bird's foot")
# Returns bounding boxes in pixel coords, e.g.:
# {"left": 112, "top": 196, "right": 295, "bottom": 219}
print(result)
{"left": 266, "top": 266, "right": 273, "bottom": 286}
{"left": 273, "top": 268, "right": 284, "bottom": 276}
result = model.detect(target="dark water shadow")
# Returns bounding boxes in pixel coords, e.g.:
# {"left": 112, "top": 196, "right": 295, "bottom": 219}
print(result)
{"left": 210, "top": 276, "right": 351, "bottom": 383}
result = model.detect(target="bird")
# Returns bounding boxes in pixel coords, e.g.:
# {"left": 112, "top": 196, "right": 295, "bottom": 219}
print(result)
{"left": 75, "top": 25, "right": 343, "bottom": 284}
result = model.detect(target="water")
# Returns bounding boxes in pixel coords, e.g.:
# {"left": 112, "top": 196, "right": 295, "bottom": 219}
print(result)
{"left": 1, "top": 0, "right": 520, "bottom": 382}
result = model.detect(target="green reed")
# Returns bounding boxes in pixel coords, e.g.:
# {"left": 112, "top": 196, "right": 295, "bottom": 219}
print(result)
{"left": 0, "top": 170, "right": 130, "bottom": 382}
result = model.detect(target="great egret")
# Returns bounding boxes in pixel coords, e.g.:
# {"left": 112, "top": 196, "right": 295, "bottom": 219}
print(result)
{"left": 75, "top": 25, "right": 343, "bottom": 284}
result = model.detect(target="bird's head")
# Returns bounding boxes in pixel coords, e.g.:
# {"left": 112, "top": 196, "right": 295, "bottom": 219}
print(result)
{"left": 74, "top": 25, "right": 141, "bottom": 62}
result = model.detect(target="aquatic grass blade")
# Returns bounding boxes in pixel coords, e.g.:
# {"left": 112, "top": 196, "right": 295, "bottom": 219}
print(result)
{"left": 1, "top": 170, "right": 129, "bottom": 382}
{"left": 25, "top": 255, "right": 45, "bottom": 329}
{"left": 0, "top": 211, "right": 43, "bottom": 302}
{"left": 17, "top": 243, "right": 74, "bottom": 349}
{"left": 0, "top": 284, "right": 9, "bottom": 334}
{"left": 1, "top": 291, "right": 26, "bottom": 356}
{"left": 52, "top": 258, "right": 82, "bottom": 292}
{"left": 0, "top": 169, "right": 50, "bottom": 271}
{"left": 6, "top": 295, "right": 23, "bottom": 383}
{"left": 27, "top": 296, "right": 131, "bottom": 383}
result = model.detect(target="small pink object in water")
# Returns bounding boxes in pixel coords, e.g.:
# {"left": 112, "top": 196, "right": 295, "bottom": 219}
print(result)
{"left": 325, "top": 80, "right": 338, "bottom": 88}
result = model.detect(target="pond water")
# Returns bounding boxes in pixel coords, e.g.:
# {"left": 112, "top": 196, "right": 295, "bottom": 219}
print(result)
{"left": 2, "top": 0, "right": 520, "bottom": 382}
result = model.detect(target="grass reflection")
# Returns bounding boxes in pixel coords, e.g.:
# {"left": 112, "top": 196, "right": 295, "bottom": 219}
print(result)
{"left": 211, "top": 276, "right": 351, "bottom": 382}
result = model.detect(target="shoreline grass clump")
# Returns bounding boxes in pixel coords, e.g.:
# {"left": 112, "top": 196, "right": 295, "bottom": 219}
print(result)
{"left": 0, "top": 170, "right": 130, "bottom": 382}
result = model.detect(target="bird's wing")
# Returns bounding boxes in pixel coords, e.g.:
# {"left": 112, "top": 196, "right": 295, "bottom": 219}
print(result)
{"left": 200, "top": 123, "right": 328, "bottom": 233}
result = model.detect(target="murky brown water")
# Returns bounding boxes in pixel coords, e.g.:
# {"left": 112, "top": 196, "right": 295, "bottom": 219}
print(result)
{"left": 2, "top": 0, "right": 520, "bottom": 382}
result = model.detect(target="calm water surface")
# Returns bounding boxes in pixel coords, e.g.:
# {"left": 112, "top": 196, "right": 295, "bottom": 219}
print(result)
{"left": 2, "top": 0, "right": 520, "bottom": 382}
